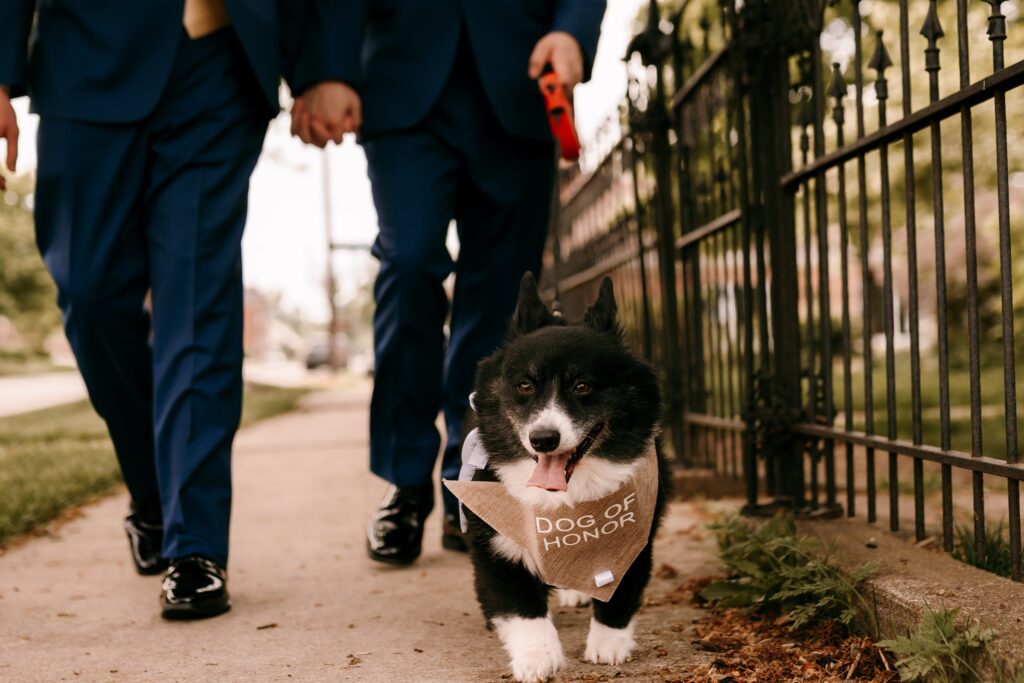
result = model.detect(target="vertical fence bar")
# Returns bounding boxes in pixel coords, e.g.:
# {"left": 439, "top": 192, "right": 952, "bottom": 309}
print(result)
{"left": 899, "top": 0, "right": 926, "bottom": 543}
{"left": 635, "top": 1, "right": 686, "bottom": 464}
{"left": 673, "top": 87, "right": 704, "bottom": 468}
{"left": 869, "top": 32, "right": 900, "bottom": 532}
{"left": 708, "top": 231, "right": 724, "bottom": 472}
{"left": 811, "top": 18, "right": 837, "bottom": 512}
{"left": 829, "top": 63, "right": 855, "bottom": 518}
{"left": 921, "top": 0, "right": 954, "bottom": 553}
{"left": 799, "top": 83, "right": 817, "bottom": 427}
{"left": 956, "top": 0, "right": 987, "bottom": 565}
{"left": 628, "top": 134, "right": 654, "bottom": 364}
{"left": 724, "top": 0, "right": 759, "bottom": 508}
{"left": 753, "top": 1, "right": 806, "bottom": 507}
{"left": 852, "top": 0, "right": 877, "bottom": 524}
{"left": 729, "top": 225, "right": 742, "bottom": 479}
{"left": 983, "top": 0, "right": 1020, "bottom": 581}
{"left": 798, "top": 71, "right": 818, "bottom": 508}
{"left": 764, "top": 8, "right": 804, "bottom": 507}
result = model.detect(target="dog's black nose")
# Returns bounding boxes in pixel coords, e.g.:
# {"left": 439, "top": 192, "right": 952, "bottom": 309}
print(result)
{"left": 529, "top": 429, "right": 561, "bottom": 453}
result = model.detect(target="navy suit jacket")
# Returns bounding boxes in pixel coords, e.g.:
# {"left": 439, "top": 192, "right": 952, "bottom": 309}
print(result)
{"left": 0, "top": 0, "right": 339, "bottom": 122}
{"left": 309, "top": 0, "right": 605, "bottom": 141}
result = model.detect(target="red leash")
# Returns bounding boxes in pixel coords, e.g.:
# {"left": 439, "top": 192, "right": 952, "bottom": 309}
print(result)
{"left": 538, "top": 65, "right": 580, "bottom": 162}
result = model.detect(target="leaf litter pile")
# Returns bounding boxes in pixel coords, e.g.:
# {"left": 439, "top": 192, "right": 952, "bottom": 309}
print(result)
{"left": 676, "top": 577, "right": 898, "bottom": 682}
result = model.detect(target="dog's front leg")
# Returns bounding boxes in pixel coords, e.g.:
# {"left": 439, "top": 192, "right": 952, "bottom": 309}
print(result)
{"left": 585, "top": 543, "right": 653, "bottom": 665}
{"left": 471, "top": 532, "right": 564, "bottom": 682}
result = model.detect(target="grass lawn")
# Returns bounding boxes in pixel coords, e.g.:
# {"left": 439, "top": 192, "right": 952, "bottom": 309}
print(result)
{"left": 0, "top": 350, "right": 70, "bottom": 377}
{"left": 833, "top": 351, "right": 1020, "bottom": 458}
{"left": 0, "top": 383, "right": 309, "bottom": 547}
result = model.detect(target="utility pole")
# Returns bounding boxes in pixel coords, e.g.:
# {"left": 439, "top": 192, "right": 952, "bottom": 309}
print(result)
{"left": 322, "top": 149, "right": 340, "bottom": 371}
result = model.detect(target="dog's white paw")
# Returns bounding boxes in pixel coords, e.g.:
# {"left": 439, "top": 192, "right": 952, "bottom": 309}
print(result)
{"left": 556, "top": 588, "right": 591, "bottom": 608}
{"left": 584, "top": 618, "right": 636, "bottom": 665}
{"left": 494, "top": 615, "right": 565, "bottom": 682}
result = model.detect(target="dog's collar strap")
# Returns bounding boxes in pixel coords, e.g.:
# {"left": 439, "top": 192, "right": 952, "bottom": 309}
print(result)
{"left": 444, "top": 446, "right": 658, "bottom": 602}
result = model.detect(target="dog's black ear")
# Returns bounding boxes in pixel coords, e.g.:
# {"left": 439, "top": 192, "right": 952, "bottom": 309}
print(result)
{"left": 509, "top": 272, "right": 553, "bottom": 337}
{"left": 583, "top": 277, "right": 623, "bottom": 341}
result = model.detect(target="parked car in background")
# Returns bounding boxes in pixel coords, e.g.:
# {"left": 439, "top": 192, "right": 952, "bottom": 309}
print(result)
{"left": 305, "top": 338, "right": 350, "bottom": 370}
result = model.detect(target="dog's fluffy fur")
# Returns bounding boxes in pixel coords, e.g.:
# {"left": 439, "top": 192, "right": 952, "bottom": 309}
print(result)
{"left": 464, "top": 273, "right": 669, "bottom": 682}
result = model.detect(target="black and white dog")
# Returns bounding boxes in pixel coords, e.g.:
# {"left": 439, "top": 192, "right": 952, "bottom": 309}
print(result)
{"left": 463, "top": 273, "right": 669, "bottom": 683}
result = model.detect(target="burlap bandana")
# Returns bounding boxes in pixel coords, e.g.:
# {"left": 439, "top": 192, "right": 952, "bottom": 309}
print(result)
{"left": 444, "top": 445, "right": 658, "bottom": 602}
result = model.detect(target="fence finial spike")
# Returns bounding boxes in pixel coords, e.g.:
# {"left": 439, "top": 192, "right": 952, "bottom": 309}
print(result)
{"left": 868, "top": 30, "right": 893, "bottom": 75}
{"left": 827, "top": 62, "right": 847, "bottom": 101}
{"left": 920, "top": 0, "right": 945, "bottom": 45}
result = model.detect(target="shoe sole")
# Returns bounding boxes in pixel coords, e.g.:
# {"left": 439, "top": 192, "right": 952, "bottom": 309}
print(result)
{"left": 136, "top": 560, "right": 169, "bottom": 576}
{"left": 161, "top": 601, "right": 231, "bottom": 621}
{"left": 365, "top": 543, "right": 420, "bottom": 566}
{"left": 125, "top": 528, "right": 168, "bottom": 576}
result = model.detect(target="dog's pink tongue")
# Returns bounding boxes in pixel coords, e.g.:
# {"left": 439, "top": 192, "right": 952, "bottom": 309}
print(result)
{"left": 528, "top": 453, "right": 571, "bottom": 491}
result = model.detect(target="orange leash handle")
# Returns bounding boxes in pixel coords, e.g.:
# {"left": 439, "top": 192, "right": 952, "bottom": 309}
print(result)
{"left": 538, "top": 66, "right": 581, "bottom": 162}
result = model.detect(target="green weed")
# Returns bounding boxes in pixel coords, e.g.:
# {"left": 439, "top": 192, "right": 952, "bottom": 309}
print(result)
{"left": 700, "top": 512, "right": 877, "bottom": 632}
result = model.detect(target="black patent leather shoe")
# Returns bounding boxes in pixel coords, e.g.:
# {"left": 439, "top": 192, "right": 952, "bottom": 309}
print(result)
{"left": 160, "top": 555, "right": 230, "bottom": 620}
{"left": 441, "top": 512, "right": 468, "bottom": 553}
{"left": 125, "top": 504, "right": 167, "bottom": 576}
{"left": 366, "top": 484, "right": 433, "bottom": 565}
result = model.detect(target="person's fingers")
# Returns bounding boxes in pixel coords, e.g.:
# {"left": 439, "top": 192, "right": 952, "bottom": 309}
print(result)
{"left": 528, "top": 38, "right": 550, "bottom": 79}
{"left": 552, "top": 46, "right": 583, "bottom": 90}
{"left": 350, "top": 98, "right": 362, "bottom": 132}
{"left": 318, "top": 100, "right": 344, "bottom": 133}
{"left": 340, "top": 100, "right": 361, "bottom": 135}
{"left": 297, "top": 109, "right": 314, "bottom": 145}
{"left": 328, "top": 119, "right": 345, "bottom": 144}
{"left": 290, "top": 98, "right": 306, "bottom": 137}
{"left": 5, "top": 124, "right": 17, "bottom": 173}
{"left": 569, "top": 53, "right": 583, "bottom": 88}
{"left": 551, "top": 50, "right": 572, "bottom": 89}
{"left": 311, "top": 118, "right": 332, "bottom": 148}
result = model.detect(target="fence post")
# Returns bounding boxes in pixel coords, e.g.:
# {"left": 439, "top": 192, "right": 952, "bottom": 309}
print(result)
{"left": 743, "top": 1, "right": 808, "bottom": 509}
{"left": 627, "top": 0, "right": 686, "bottom": 465}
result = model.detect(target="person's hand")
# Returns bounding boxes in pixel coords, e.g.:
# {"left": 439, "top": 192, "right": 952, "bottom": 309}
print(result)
{"left": 291, "top": 81, "right": 361, "bottom": 148}
{"left": 0, "top": 86, "right": 17, "bottom": 192}
{"left": 528, "top": 31, "right": 584, "bottom": 91}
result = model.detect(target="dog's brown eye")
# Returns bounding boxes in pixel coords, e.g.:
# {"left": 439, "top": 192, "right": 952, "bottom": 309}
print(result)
{"left": 574, "top": 382, "right": 592, "bottom": 396}
{"left": 518, "top": 381, "right": 535, "bottom": 396}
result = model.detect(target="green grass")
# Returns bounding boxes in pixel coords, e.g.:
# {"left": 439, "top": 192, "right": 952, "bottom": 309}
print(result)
{"left": 697, "top": 345, "right": 1022, "bottom": 457}
{"left": 879, "top": 472, "right": 943, "bottom": 498}
{"left": 822, "top": 350, "right": 1021, "bottom": 459}
{"left": 0, "top": 384, "right": 309, "bottom": 546}
{"left": 951, "top": 520, "right": 1016, "bottom": 579}
{"left": 0, "top": 349, "right": 69, "bottom": 377}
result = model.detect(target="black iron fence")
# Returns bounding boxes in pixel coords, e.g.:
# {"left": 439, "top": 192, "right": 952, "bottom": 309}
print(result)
{"left": 546, "top": 0, "right": 1024, "bottom": 581}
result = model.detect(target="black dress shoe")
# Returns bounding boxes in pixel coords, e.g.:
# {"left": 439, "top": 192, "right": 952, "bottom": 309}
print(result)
{"left": 125, "top": 504, "right": 167, "bottom": 576}
{"left": 441, "top": 512, "right": 468, "bottom": 552}
{"left": 366, "top": 484, "right": 433, "bottom": 565}
{"left": 160, "top": 555, "right": 230, "bottom": 620}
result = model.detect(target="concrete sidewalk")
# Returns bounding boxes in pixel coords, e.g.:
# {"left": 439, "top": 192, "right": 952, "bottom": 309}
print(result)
{"left": 0, "top": 384, "right": 719, "bottom": 682}
{"left": 0, "top": 371, "right": 87, "bottom": 417}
